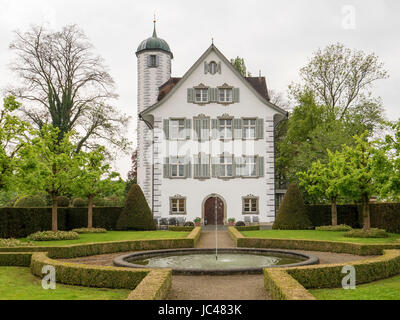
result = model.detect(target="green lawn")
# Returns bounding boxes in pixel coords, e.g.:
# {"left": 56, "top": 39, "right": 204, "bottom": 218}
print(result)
{"left": 241, "top": 230, "right": 400, "bottom": 244}
{"left": 20, "top": 230, "right": 190, "bottom": 246}
{"left": 0, "top": 267, "right": 130, "bottom": 300}
{"left": 311, "top": 275, "right": 400, "bottom": 300}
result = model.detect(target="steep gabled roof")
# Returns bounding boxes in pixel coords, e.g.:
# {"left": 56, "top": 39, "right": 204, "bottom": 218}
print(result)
{"left": 140, "top": 44, "right": 288, "bottom": 116}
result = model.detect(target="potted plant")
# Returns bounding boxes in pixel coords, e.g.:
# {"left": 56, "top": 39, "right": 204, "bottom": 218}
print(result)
{"left": 194, "top": 217, "right": 202, "bottom": 227}
{"left": 228, "top": 218, "right": 236, "bottom": 226}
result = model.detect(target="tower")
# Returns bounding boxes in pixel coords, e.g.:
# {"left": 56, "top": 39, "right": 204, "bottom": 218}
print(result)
{"left": 136, "top": 19, "right": 173, "bottom": 209}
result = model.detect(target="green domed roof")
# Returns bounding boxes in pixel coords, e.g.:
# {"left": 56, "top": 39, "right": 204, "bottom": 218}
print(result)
{"left": 136, "top": 22, "right": 173, "bottom": 57}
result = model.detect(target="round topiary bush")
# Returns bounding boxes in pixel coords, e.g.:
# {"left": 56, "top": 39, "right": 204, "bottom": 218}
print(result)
{"left": 235, "top": 221, "right": 246, "bottom": 227}
{"left": 116, "top": 184, "right": 156, "bottom": 231}
{"left": 72, "top": 198, "right": 87, "bottom": 208}
{"left": 184, "top": 222, "right": 195, "bottom": 227}
{"left": 27, "top": 231, "right": 79, "bottom": 241}
{"left": 0, "top": 238, "right": 34, "bottom": 247}
{"left": 273, "top": 184, "right": 312, "bottom": 230}
{"left": 14, "top": 195, "right": 47, "bottom": 208}
{"left": 57, "top": 196, "right": 70, "bottom": 207}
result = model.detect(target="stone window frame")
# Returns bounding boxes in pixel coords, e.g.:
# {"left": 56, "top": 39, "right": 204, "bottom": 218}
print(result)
{"left": 217, "top": 114, "right": 234, "bottom": 141}
{"left": 194, "top": 83, "right": 210, "bottom": 105}
{"left": 218, "top": 153, "right": 235, "bottom": 180}
{"left": 147, "top": 54, "right": 159, "bottom": 68}
{"left": 242, "top": 195, "right": 259, "bottom": 215}
{"left": 236, "top": 155, "right": 260, "bottom": 179}
{"left": 193, "top": 114, "right": 211, "bottom": 142}
{"left": 169, "top": 156, "right": 187, "bottom": 179}
{"left": 217, "top": 83, "right": 234, "bottom": 105}
{"left": 193, "top": 152, "right": 211, "bottom": 180}
{"left": 170, "top": 195, "right": 187, "bottom": 215}
{"left": 169, "top": 118, "right": 187, "bottom": 141}
{"left": 242, "top": 117, "right": 257, "bottom": 140}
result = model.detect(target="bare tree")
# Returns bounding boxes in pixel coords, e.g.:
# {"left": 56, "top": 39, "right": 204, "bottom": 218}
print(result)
{"left": 269, "top": 89, "right": 290, "bottom": 111}
{"left": 8, "top": 24, "right": 130, "bottom": 155}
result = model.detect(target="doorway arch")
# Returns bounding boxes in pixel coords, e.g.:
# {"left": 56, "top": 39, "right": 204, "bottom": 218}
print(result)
{"left": 202, "top": 194, "right": 227, "bottom": 225}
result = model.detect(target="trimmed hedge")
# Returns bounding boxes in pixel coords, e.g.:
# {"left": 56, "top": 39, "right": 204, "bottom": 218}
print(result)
{"left": 127, "top": 270, "right": 172, "bottom": 300}
{"left": 0, "top": 252, "right": 33, "bottom": 267}
{"left": 315, "top": 225, "right": 352, "bottom": 232}
{"left": 0, "top": 207, "right": 122, "bottom": 238}
{"left": 27, "top": 231, "right": 79, "bottom": 241}
{"left": 264, "top": 250, "right": 400, "bottom": 300}
{"left": 168, "top": 226, "right": 195, "bottom": 232}
{"left": 344, "top": 228, "right": 388, "bottom": 239}
{"left": 71, "top": 228, "right": 107, "bottom": 234}
{"left": 235, "top": 226, "right": 260, "bottom": 232}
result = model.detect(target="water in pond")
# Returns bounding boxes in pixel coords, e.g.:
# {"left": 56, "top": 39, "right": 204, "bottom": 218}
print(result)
{"left": 128, "top": 253, "right": 303, "bottom": 270}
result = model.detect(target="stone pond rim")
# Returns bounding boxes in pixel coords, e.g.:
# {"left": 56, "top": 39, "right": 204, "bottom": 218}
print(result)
{"left": 113, "top": 248, "right": 319, "bottom": 275}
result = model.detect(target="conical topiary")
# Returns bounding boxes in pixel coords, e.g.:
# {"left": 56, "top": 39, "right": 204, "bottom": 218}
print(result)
{"left": 116, "top": 184, "right": 156, "bottom": 231}
{"left": 273, "top": 183, "right": 312, "bottom": 230}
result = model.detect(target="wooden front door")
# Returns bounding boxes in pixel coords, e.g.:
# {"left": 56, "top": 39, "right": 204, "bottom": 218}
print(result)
{"left": 204, "top": 197, "right": 224, "bottom": 225}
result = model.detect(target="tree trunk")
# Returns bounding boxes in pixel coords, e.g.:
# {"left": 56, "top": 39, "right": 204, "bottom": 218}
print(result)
{"left": 331, "top": 197, "right": 338, "bottom": 226}
{"left": 362, "top": 194, "right": 371, "bottom": 230}
{"left": 88, "top": 195, "right": 94, "bottom": 229}
{"left": 51, "top": 194, "right": 58, "bottom": 232}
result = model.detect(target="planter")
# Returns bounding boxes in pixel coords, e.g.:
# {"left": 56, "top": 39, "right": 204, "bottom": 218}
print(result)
{"left": 195, "top": 222, "right": 201, "bottom": 227}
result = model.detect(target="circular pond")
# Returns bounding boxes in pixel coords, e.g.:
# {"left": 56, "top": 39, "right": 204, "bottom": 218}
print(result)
{"left": 113, "top": 248, "right": 319, "bottom": 275}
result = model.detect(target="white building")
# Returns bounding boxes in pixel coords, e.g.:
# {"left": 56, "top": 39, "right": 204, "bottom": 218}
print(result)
{"left": 136, "top": 22, "right": 287, "bottom": 225}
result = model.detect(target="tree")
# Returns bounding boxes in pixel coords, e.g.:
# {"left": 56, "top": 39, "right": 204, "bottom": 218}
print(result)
{"left": 298, "top": 151, "right": 347, "bottom": 226}
{"left": 338, "top": 134, "right": 390, "bottom": 230}
{"left": 116, "top": 184, "right": 155, "bottom": 231}
{"left": 8, "top": 24, "right": 130, "bottom": 155}
{"left": 17, "top": 125, "right": 79, "bottom": 231}
{"left": 71, "top": 147, "right": 120, "bottom": 228}
{"left": 0, "top": 96, "right": 30, "bottom": 191}
{"left": 292, "top": 43, "right": 388, "bottom": 119}
{"left": 230, "top": 57, "right": 249, "bottom": 77}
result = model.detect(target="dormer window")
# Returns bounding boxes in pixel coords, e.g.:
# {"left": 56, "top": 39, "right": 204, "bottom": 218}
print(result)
{"left": 147, "top": 55, "right": 159, "bottom": 68}
{"left": 195, "top": 88, "right": 209, "bottom": 103}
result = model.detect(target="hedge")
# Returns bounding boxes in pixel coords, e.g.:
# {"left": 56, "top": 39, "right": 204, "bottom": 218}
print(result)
{"left": 168, "top": 226, "right": 195, "bottom": 232}
{"left": 228, "top": 226, "right": 400, "bottom": 256}
{"left": 0, "top": 227, "right": 203, "bottom": 259}
{"left": 235, "top": 226, "right": 260, "bottom": 232}
{"left": 0, "top": 252, "right": 33, "bottom": 267}
{"left": 0, "top": 207, "right": 122, "bottom": 238}
{"left": 127, "top": 269, "right": 172, "bottom": 300}
{"left": 264, "top": 249, "right": 400, "bottom": 300}
{"left": 305, "top": 203, "right": 400, "bottom": 233}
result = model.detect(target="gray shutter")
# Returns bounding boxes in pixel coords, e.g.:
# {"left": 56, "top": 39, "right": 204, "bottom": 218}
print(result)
{"left": 256, "top": 118, "right": 264, "bottom": 140}
{"left": 202, "top": 118, "right": 210, "bottom": 141}
{"left": 193, "top": 118, "right": 201, "bottom": 141}
{"left": 235, "top": 157, "right": 243, "bottom": 177}
{"left": 233, "top": 88, "right": 240, "bottom": 102}
{"left": 194, "top": 156, "right": 201, "bottom": 178}
{"left": 211, "top": 119, "right": 219, "bottom": 139}
{"left": 204, "top": 61, "right": 209, "bottom": 74}
{"left": 187, "top": 88, "right": 195, "bottom": 103}
{"left": 147, "top": 56, "right": 151, "bottom": 67}
{"left": 217, "top": 62, "right": 222, "bottom": 74}
{"left": 233, "top": 118, "right": 243, "bottom": 140}
{"left": 257, "top": 157, "right": 265, "bottom": 177}
{"left": 212, "top": 157, "right": 220, "bottom": 178}
{"left": 155, "top": 55, "right": 159, "bottom": 67}
{"left": 163, "top": 158, "right": 170, "bottom": 178}
{"left": 185, "top": 119, "right": 192, "bottom": 140}
{"left": 185, "top": 158, "right": 192, "bottom": 178}
{"left": 163, "top": 119, "right": 169, "bottom": 140}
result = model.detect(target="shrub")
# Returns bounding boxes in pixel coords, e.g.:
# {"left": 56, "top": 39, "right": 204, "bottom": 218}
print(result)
{"left": 27, "top": 231, "right": 79, "bottom": 241}
{"left": 71, "top": 228, "right": 107, "bottom": 234}
{"left": 168, "top": 226, "right": 194, "bottom": 232}
{"left": 168, "top": 218, "right": 177, "bottom": 226}
{"left": 57, "top": 196, "right": 70, "bottom": 207}
{"left": 116, "top": 185, "right": 156, "bottom": 231}
{"left": 315, "top": 225, "right": 352, "bottom": 232}
{"left": 14, "top": 195, "right": 47, "bottom": 208}
{"left": 193, "top": 217, "right": 201, "bottom": 223}
{"left": 0, "top": 253, "right": 33, "bottom": 267}
{"left": 0, "top": 239, "right": 34, "bottom": 247}
{"left": 306, "top": 204, "right": 359, "bottom": 228}
{"left": 344, "top": 228, "right": 388, "bottom": 239}
{"left": 72, "top": 198, "right": 87, "bottom": 208}
{"left": 228, "top": 218, "right": 236, "bottom": 223}
{"left": 235, "top": 225, "right": 260, "bottom": 231}
{"left": 273, "top": 184, "right": 312, "bottom": 230}
{"left": 235, "top": 221, "right": 245, "bottom": 227}
{"left": 184, "top": 222, "right": 194, "bottom": 227}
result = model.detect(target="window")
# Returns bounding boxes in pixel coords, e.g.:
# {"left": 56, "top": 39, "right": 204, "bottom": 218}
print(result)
{"left": 171, "top": 198, "right": 186, "bottom": 215}
{"left": 243, "top": 157, "right": 257, "bottom": 177}
{"left": 219, "top": 88, "right": 233, "bottom": 103}
{"left": 220, "top": 156, "right": 233, "bottom": 178}
{"left": 209, "top": 62, "right": 218, "bottom": 75}
{"left": 169, "top": 119, "right": 186, "bottom": 140}
{"left": 243, "top": 197, "right": 259, "bottom": 214}
{"left": 194, "top": 154, "right": 210, "bottom": 179}
{"left": 195, "top": 89, "right": 209, "bottom": 103}
{"left": 219, "top": 119, "right": 233, "bottom": 139}
{"left": 170, "top": 157, "right": 185, "bottom": 178}
{"left": 148, "top": 55, "right": 158, "bottom": 68}
{"left": 243, "top": 119, "right": 256, "bottom": 139}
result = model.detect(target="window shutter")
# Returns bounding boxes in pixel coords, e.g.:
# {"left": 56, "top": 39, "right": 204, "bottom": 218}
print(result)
{"left": 185, "top": 119, "right": 192, "bottom": 140}
{"left": 235, "top": 157, "right": 243, "bottom": 177}
{"left": 185, "top": 158, "right": 192, "bottom": 178}
{"left": 256, "top": 118, "right": 264, "bottom": 140}
{"left": 187, "top": 88, "right": 195, "bottom": 103}
{"left": 233, "top": 88, "right": 240, "bottom": 102}
{"left": 163, "top": 119, "right": 170, "bottom": 140}
{"left": 163, "top": 158, "right": 170, "bottom": 178}
{"left": 257, "top": 157, "right": 265, "bottom": 177}
{"left": 212, "top": 158, "right": 220, "bottom": 178}
{"left": 201, "top": 118, "right": 210, "bottom": 141}
{"left": 204, "top": 61, "right": 209, "bottom": 74}
{"left": 217, "top": 62, "right": 222, "bottom": 74}
{"left": 194, "top": 156, "right": 201, "bottom": 178}
{"left": 209, "top": 88, "right": 218, "bottom": 102}
{"left": 211, "top": 119, "right": 219, "bottom": 139}
{"left": 233, "top": 118, "right": 243, "bottom": 140}
{"left": 193, "top": 118, "right": 201, "bottom": 141}
{"left": 155, "top": 55, "right": 159, "bottom": 67}
{"left": 147, "top": 56, "right": 151, "bottom": 67}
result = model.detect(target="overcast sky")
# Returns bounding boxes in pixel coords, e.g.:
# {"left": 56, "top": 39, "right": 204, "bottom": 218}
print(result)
{"left": 0, "top": 0, "right": 399, "bottom": 178}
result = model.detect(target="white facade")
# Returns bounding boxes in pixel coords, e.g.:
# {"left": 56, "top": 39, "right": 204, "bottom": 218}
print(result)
{"left": 137, "top": 35, "right": 286, "bottom": 225}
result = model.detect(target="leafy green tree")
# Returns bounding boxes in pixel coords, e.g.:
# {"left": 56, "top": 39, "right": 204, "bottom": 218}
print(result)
{"left": 298, "top": 151, "right": 347, "bottom": 226}
{"left": 230, "top": 57, "right": 249, "bottom": 77}
{"left": 0, "top": 96, "right": 30, "bottom": 191}
{"left": 17, "top": 125, "right": 79, "bottom": 231}
{"left": 71, "top": 147, "right": 120, "bottom": 228}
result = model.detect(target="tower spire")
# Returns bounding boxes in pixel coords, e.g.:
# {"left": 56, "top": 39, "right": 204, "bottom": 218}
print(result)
{"left": 153, "top": 14, "right": 157, "bottom": 38}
